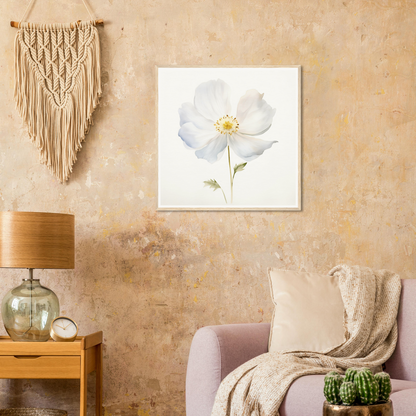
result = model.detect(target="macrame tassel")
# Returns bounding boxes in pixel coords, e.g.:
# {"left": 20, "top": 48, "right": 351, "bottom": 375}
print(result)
{"left": 14, "top": 21, "right": 101, "bottom": 182}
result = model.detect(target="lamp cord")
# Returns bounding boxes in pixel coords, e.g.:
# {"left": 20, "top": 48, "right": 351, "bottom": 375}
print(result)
{"left": 22, "top": 268, "right": 34, "bottom": 336}
{"left": 29, "top": 270, "right": 33, "bottom": 329}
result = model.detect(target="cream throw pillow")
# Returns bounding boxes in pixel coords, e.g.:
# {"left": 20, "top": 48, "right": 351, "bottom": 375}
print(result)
{"left": 268, "top": 268, "right": 345, "bottom": 353}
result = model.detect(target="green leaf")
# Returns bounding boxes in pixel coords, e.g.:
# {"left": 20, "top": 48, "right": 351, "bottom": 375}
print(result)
{"left": 203, "top": 179, "right": 221, "bottom": 191}
{"left": 203, "top": 179, "right": 228, "bottom": 203}
{"left": 233, "top": 162, "right": 247, "bottom": 178}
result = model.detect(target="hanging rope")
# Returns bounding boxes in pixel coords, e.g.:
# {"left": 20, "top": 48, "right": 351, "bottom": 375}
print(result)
{"left": 20, "top": 0, "right": 95, "bottom": 24}
{"left": 10, "top": 0, "right": 103, "bottom": 28}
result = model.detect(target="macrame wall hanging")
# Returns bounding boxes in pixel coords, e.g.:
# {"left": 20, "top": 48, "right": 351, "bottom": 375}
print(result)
{"left": 11, "top": 0, "right": 104, "bottom": 182}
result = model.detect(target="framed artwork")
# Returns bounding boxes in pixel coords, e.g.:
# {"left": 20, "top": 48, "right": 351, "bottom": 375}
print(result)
{"left": 157, "top": 66, "right": 301, "bottom": 211}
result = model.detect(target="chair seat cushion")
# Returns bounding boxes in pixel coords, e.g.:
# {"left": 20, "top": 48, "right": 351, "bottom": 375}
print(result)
{"left": 279, "top": 375, "right": 416, "bottom": 416}
{"left": 390, "top": 389, "right": 416, "bottom": 415}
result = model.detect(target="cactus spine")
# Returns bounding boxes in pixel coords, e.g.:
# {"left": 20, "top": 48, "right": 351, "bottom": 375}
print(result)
{"left": 339, "top": 381, "right": 357, "bottom": 406}
{"left": 355, "top": 368, "right": 379, "bottom": 405}
{"left": 325, "top": 371, "right": 340, "bottom": 379}
{"left": 344, "top": 367, "right": 360, "bottom": 383}
{"left": 375, "top": 372, "right": 392, "bottom": 402}
{"left": 324, "top": 374, "right": 343, "bottom": 405}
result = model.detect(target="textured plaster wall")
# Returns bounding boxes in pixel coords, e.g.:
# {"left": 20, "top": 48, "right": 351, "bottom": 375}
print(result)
{"left": 0, "top": 0, "right": 415, "bottom": 415}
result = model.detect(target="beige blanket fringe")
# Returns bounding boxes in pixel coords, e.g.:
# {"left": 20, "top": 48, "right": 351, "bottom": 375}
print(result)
{"left": 14, "top": 21, "right": 101, "bottom": 182}
{"left": 211, "top": 265, "right": 401, "bottom": 416}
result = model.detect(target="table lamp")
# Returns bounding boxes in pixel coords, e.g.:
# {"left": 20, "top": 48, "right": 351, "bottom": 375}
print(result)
{"left": 0, "top": 212, "right": 74, "bottom": 342}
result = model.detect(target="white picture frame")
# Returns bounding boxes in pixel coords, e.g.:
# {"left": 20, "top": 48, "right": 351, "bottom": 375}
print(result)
{"left": 157, "top": 66, "right": 301, "bottom": 211}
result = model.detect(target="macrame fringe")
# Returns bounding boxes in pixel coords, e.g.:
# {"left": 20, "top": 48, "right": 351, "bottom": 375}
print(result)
{"left": 14, "top": 21, "right": 102, "bottom": 182}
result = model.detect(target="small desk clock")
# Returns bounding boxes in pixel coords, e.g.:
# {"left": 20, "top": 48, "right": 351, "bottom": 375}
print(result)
{"left": 50, "top": 316, "right": 78, "bottom": 342}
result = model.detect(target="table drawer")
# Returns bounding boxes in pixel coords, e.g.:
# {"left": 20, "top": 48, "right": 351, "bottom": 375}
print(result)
{"left": 0, "top": 355, "right": 80, "bottom": 379}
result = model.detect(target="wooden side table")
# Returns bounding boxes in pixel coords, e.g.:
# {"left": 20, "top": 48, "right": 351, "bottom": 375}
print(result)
{"left": 0, "top": 331, "right": 103, "bottom": 416}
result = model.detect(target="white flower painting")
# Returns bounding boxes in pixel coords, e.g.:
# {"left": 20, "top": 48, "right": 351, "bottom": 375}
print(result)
{"left": 178, "top": 79, "right": 277, "bottom": 203}
{"left": 158, "top": 67, "right": 301, "bottom": 210}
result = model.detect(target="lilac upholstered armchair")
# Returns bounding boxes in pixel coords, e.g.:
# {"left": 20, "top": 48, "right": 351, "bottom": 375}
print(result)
{"left": 186, "top": 279, "right": 416, "bottom": 416}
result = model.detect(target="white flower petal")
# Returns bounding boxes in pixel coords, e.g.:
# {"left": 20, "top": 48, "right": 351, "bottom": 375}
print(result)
{"left": 194, "top": 79, "right": 232, "bottom": 122}
{"left": 229, "top": 132, "right": 276, "bottom": 162}
{"left": 178, "top": 123, "right": 218, "bottom": 149}
{"left": 195, "top": 134, "right": 228, "bottom": 164}
{"left": 178, "top": 102, "right": 215, "bottom": 131}
{"left": 236, "top": 89, "right": 276, "bottom": 135}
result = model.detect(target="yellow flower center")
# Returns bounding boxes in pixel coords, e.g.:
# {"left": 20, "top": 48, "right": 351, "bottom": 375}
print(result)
{"left": 214, "top": 116, "right": 239, "bottom": 135}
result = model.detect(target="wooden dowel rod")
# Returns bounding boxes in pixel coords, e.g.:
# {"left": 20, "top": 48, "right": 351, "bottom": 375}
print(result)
{"left": 10, "top": 19, "right": 104, "bottom": 28}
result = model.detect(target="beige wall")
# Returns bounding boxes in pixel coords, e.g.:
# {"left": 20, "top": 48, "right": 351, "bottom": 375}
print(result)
{"left": 0, "top": 0, "right": 415, "bottom": 414}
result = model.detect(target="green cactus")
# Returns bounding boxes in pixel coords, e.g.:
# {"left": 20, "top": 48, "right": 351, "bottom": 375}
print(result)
{"left": 324, "top": 373, "right": 343, "bottom": 405}
{"left": 375, "top": 372, "right": 392, "bottom": 402}
{"left": 325, "top": 371, "right": 340, "bottom": 380}
{"left": 340, "top": 381, "right": 357, "bottom": 405}
{"left": 324, "top": 371, "right": 340, "bottom": 380}
{"left": 344, "top": 367, "right": 361, "bottom": 383}
{"left": 355, "top": 368, "right": 379, "bottom": 405}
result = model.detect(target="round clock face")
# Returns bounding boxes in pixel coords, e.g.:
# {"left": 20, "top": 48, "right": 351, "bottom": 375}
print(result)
{"left": 51, "top": 317, "right": 78, "bottom": 341}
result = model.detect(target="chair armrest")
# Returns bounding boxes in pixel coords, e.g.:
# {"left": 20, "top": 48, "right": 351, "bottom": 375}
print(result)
{"left": 186, "top": 323, "right": 270, "bottom": 416}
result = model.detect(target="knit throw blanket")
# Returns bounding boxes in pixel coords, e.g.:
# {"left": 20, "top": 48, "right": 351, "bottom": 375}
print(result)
{"left": 14, "top": 21, "right": 101, "bottom": 182}
{"left": 211, "top": 265, "right": 401, "bottom": 416}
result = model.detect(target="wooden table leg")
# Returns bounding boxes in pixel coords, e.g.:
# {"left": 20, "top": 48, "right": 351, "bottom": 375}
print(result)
{"left": 80, "top": 349, "right": 87, "bottom": 416}
{"left": 96, "top": 344, "right": 103, "bottom": 416}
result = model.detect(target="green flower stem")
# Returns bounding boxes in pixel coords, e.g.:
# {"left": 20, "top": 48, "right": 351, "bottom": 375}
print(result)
{"left": 228, "top": 146, "right": 233, "bottom": 203}
{"left": 221, "top": 188, "right": 228, "bottom": 204}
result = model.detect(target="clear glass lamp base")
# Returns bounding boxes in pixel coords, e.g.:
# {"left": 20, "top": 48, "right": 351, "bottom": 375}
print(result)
{"left": 1, "top": 279, "right": 60, "bottom": 342}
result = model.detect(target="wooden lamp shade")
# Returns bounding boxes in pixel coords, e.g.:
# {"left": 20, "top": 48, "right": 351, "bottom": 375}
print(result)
{"left": 0, "top": 212, "right": 74, "bottom": 269}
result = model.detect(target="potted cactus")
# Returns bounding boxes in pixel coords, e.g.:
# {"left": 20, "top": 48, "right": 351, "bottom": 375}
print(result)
{"left": 323, "top": 367, "right": 393, "bottom": 416}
